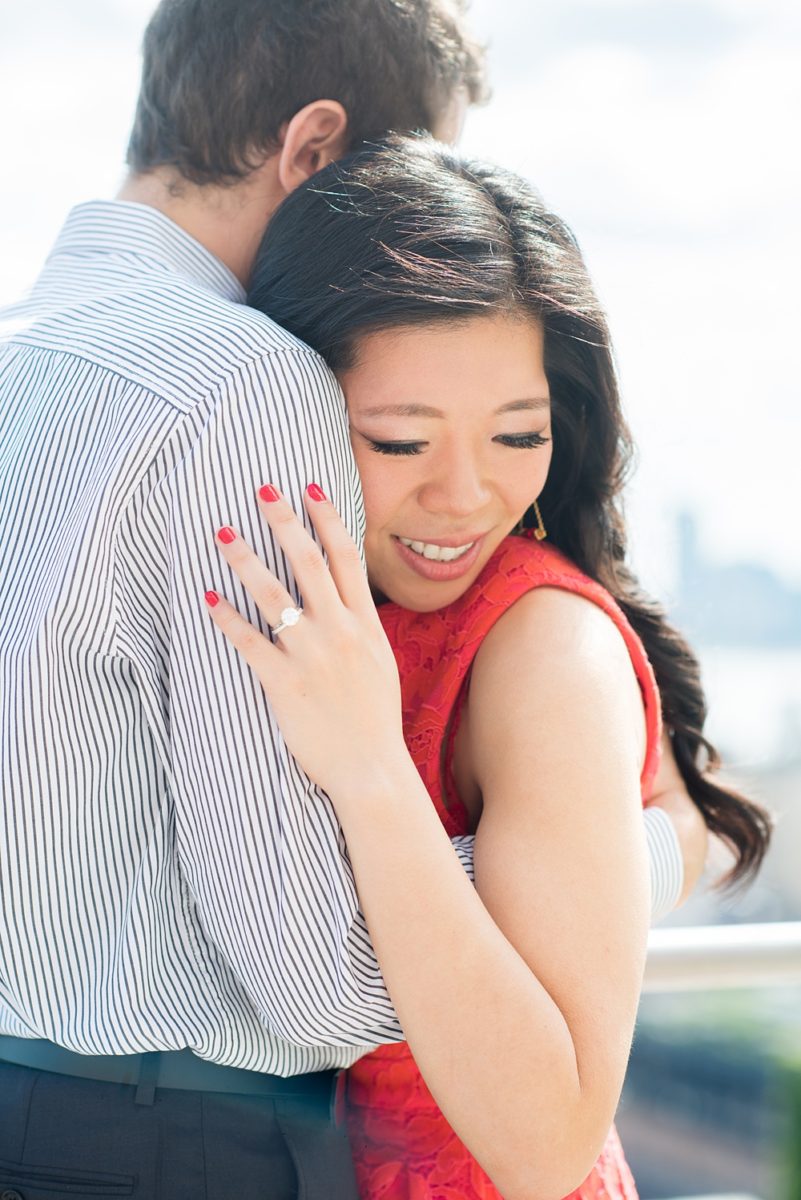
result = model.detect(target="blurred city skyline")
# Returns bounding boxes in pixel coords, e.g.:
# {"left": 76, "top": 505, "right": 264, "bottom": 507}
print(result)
{"left": 1, "top": 0, "right": 799, "bottom": 598}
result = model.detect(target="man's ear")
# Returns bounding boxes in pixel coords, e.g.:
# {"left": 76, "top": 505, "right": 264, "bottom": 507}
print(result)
{"left": 277, "top": 100, "right": 349, "bottom": 194}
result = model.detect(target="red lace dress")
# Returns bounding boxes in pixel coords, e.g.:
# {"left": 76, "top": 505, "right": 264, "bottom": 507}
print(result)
{"left": 346, "top": 534, "right": 662, "bottom": 1200}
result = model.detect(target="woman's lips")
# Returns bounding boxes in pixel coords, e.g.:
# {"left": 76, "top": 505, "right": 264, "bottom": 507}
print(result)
{"left": 391, "top": 534, "right": 485, "bottom": 582}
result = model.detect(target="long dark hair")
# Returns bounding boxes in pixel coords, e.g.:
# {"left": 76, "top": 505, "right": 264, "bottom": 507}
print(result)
{"left": 249, "top": 134, "right": 771, "bottom": 886}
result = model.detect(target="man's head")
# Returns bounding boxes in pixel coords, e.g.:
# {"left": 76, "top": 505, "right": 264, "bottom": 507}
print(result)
{"left": 126, "top": 0, "right": 487, "bottom": 188}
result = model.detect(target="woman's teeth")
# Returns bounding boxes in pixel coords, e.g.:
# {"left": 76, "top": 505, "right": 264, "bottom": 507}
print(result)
{"left": 397, "top": 537, "right": 476, "bottom": 562}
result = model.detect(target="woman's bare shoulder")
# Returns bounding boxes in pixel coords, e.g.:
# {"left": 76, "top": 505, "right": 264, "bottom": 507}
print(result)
{"left": 477, "top": 584, "right": 638, "bottom": 688}
{"left": 468, "top": 584, "right": 646, "bottom": 800}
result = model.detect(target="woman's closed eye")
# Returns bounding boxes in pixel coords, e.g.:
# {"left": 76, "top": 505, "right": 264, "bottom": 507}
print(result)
{"left": 365, "top": 439, "right": 425, "bottom": 456}
{"left": 362, "top": 432, "right": 551, "bottom": 457}
{"left": 494, "top": 432, "right": 550, "bottom": 449}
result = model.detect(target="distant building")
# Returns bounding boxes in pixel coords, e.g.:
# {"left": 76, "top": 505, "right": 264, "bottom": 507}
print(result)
{"left": 674, "top": 512, "right": 801, "bottom": 647}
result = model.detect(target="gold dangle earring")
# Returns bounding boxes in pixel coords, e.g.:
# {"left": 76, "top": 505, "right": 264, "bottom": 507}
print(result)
{"left": 532, "top": 499, "right": 547, "bottom": 541}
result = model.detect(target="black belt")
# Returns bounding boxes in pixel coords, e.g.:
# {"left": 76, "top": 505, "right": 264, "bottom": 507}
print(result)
{"left": 0, "top": 1034, "right": 344, "bottom": 1118}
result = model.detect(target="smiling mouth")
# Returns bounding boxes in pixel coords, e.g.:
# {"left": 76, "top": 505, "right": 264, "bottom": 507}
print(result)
{"left": 396, "top": 536, "right": 477, "bottom": 563}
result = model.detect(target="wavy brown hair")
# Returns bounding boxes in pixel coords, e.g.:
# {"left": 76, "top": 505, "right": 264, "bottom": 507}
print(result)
{"left": 249, "top": 135, "right": 771, "bottom": 885}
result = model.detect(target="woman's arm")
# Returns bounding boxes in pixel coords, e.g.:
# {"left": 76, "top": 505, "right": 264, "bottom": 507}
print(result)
{"left": 206, "top": 492, "right": 650, "bottom": 1200}
{"left": 466, "top": 586, "right": 650, "bottom": 1183}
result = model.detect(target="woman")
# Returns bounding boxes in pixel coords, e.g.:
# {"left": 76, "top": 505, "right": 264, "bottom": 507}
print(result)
{"left": 204, "top": 136, "right": 770, "bottom": 1199}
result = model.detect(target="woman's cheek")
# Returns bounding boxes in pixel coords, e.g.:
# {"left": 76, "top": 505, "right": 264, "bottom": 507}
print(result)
{"left": 354, "top": 450, "right": 410, "bottom": 534}
{"left": 512, "top": 452, "right": 550, "bottom": 512}
{"left": 530, "top": 443, "right": 553, "bottom": 500}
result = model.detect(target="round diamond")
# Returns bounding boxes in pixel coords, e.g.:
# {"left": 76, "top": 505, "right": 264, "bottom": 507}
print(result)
{"left": 280, "top": 606, "right": 301, "bottom": 627}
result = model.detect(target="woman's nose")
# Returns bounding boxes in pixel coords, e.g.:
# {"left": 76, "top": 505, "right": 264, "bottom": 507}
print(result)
{"left": 418, "top": 453, "right": 492, "bottom": 517}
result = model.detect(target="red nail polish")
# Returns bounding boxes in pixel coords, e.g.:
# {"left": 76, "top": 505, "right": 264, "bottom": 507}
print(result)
{"left": 205, "top": 591, "right": 220, "bottom": 607}
{"left": 307, "top": 483, "right": 327, "bottom": 502}
{"left": 217, "top": 526, "right": 237, "bottom": 544}
{"left": 259, "top": 484, "right": 280, "bottom": 503}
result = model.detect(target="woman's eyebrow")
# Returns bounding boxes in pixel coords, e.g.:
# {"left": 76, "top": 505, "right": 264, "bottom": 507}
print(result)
{"left": 496, "top": 397, "right": 551, "bottom": 414}
{"left": 361, "top": 396, "right": 550, "bottom": 419}
{"left": 361, "top": 402, "right": 443, "bottom": 418}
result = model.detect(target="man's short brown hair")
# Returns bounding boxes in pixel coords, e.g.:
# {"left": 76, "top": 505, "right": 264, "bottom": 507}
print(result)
{"left": 126, "top": 0, "right": 487, "bottom": 186}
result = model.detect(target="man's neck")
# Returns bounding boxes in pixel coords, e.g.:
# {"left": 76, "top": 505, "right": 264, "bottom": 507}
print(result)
{"left": 116, "top": 165, "right": 284, "bottom": 287}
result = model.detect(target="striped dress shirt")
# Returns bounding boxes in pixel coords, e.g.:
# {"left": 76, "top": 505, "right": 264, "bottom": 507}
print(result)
{"left": 0, "top": 201, "right": 681, "bottom": 1075}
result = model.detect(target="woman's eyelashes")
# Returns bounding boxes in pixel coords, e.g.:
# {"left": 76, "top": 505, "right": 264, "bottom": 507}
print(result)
{"left": 494, "top": 432, "right": 550, "bottom": 449}
{"left": 365, "top": 439, "right": 424, "bottom": 456}
{"left": 363, "top": 432, "right": 551, "bottom": 457}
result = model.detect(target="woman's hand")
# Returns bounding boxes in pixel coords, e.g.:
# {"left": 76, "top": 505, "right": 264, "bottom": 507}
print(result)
{"left": 203, "top": 483, "right": 407, "bottom": 800}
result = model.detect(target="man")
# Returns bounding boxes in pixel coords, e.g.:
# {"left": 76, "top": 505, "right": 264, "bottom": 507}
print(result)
{"left": 0, "top": 2, "right": 697, "bottom": 1197}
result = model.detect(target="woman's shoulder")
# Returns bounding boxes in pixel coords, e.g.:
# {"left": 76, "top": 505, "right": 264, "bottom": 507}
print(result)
{"left": 477, "top": 580, "right": 639, "bottom": 690}
{"left": 381, "top": 534, "right": 656, "bottom": 687}
{"left": 482, "top": 537, "right": 656, "bottom": 685}
{"left": 447, "top": 535, "right": 630, "bottom": 644}
{"left": 468, "top": 539, "right": 662, "bottom": 795}
{"left": 468, "top": 578, "right": 651, "bottom": 797}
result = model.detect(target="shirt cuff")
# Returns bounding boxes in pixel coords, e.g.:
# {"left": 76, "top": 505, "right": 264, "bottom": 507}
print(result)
{"left": 644, "top": 806, "right": 684, "bottom": 922}
{"left": 451, "top": 835, "right": 476, "bottom": 884}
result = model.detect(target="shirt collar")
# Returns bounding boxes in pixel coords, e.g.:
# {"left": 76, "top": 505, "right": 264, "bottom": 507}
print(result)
{"left": 49, "top": 200, "right": 247, "bottom": 304}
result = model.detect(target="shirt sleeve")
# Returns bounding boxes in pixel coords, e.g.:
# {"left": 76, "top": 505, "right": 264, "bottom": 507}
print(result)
{"left": 643, "top": 806, "right": 684, "bottom": 921}
{"left": 453, "top": 821, "right": 680, "bottom": 921}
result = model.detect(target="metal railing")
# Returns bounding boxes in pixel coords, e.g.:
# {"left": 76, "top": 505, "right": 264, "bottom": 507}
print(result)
{"left": 636, "top": 923, "right": 801, "bottom": 1199}
{"left": 642, "top": 921, "right": 801, "bottom": 992}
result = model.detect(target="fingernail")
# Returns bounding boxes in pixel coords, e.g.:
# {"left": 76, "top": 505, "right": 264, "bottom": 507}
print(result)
{"left": 205, "top": 590, "right": 220, "bottom": 607}
{"left": 259, "top": 484, "right": 280, "bottom": 503}
{"left": 217, "top": 526, "right": 237, "bottom": 544}
{"left": 307, "top": 483, "right": 327, "bottom": 502}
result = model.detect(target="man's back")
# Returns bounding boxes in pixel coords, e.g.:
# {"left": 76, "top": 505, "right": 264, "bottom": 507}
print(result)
{"left": 0, "top": 1, "right": 489, "bottom": 1192}
{"left": 0, "top": 200, "right": 399, "bottom": 1069}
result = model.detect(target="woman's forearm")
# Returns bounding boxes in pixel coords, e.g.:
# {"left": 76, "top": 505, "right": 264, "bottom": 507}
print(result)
{"left": 333, "top": 755, "right": 616, "bottom": 1200}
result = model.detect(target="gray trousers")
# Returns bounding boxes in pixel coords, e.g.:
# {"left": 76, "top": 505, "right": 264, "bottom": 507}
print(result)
{"left": 0, "top": 1060, "right": 360, "bottom": 1200}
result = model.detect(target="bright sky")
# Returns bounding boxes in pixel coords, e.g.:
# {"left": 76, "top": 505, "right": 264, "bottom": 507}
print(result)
{"left": 461, "top": 0, "right": 801, "bottom": 595}
{"left": 2, "top": 0, "right": 799, "bottom": 595}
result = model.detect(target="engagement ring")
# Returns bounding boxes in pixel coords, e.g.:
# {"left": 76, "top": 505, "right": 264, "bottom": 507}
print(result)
{"left": 271, "top": 605, "right": 303, "bottom": 637}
